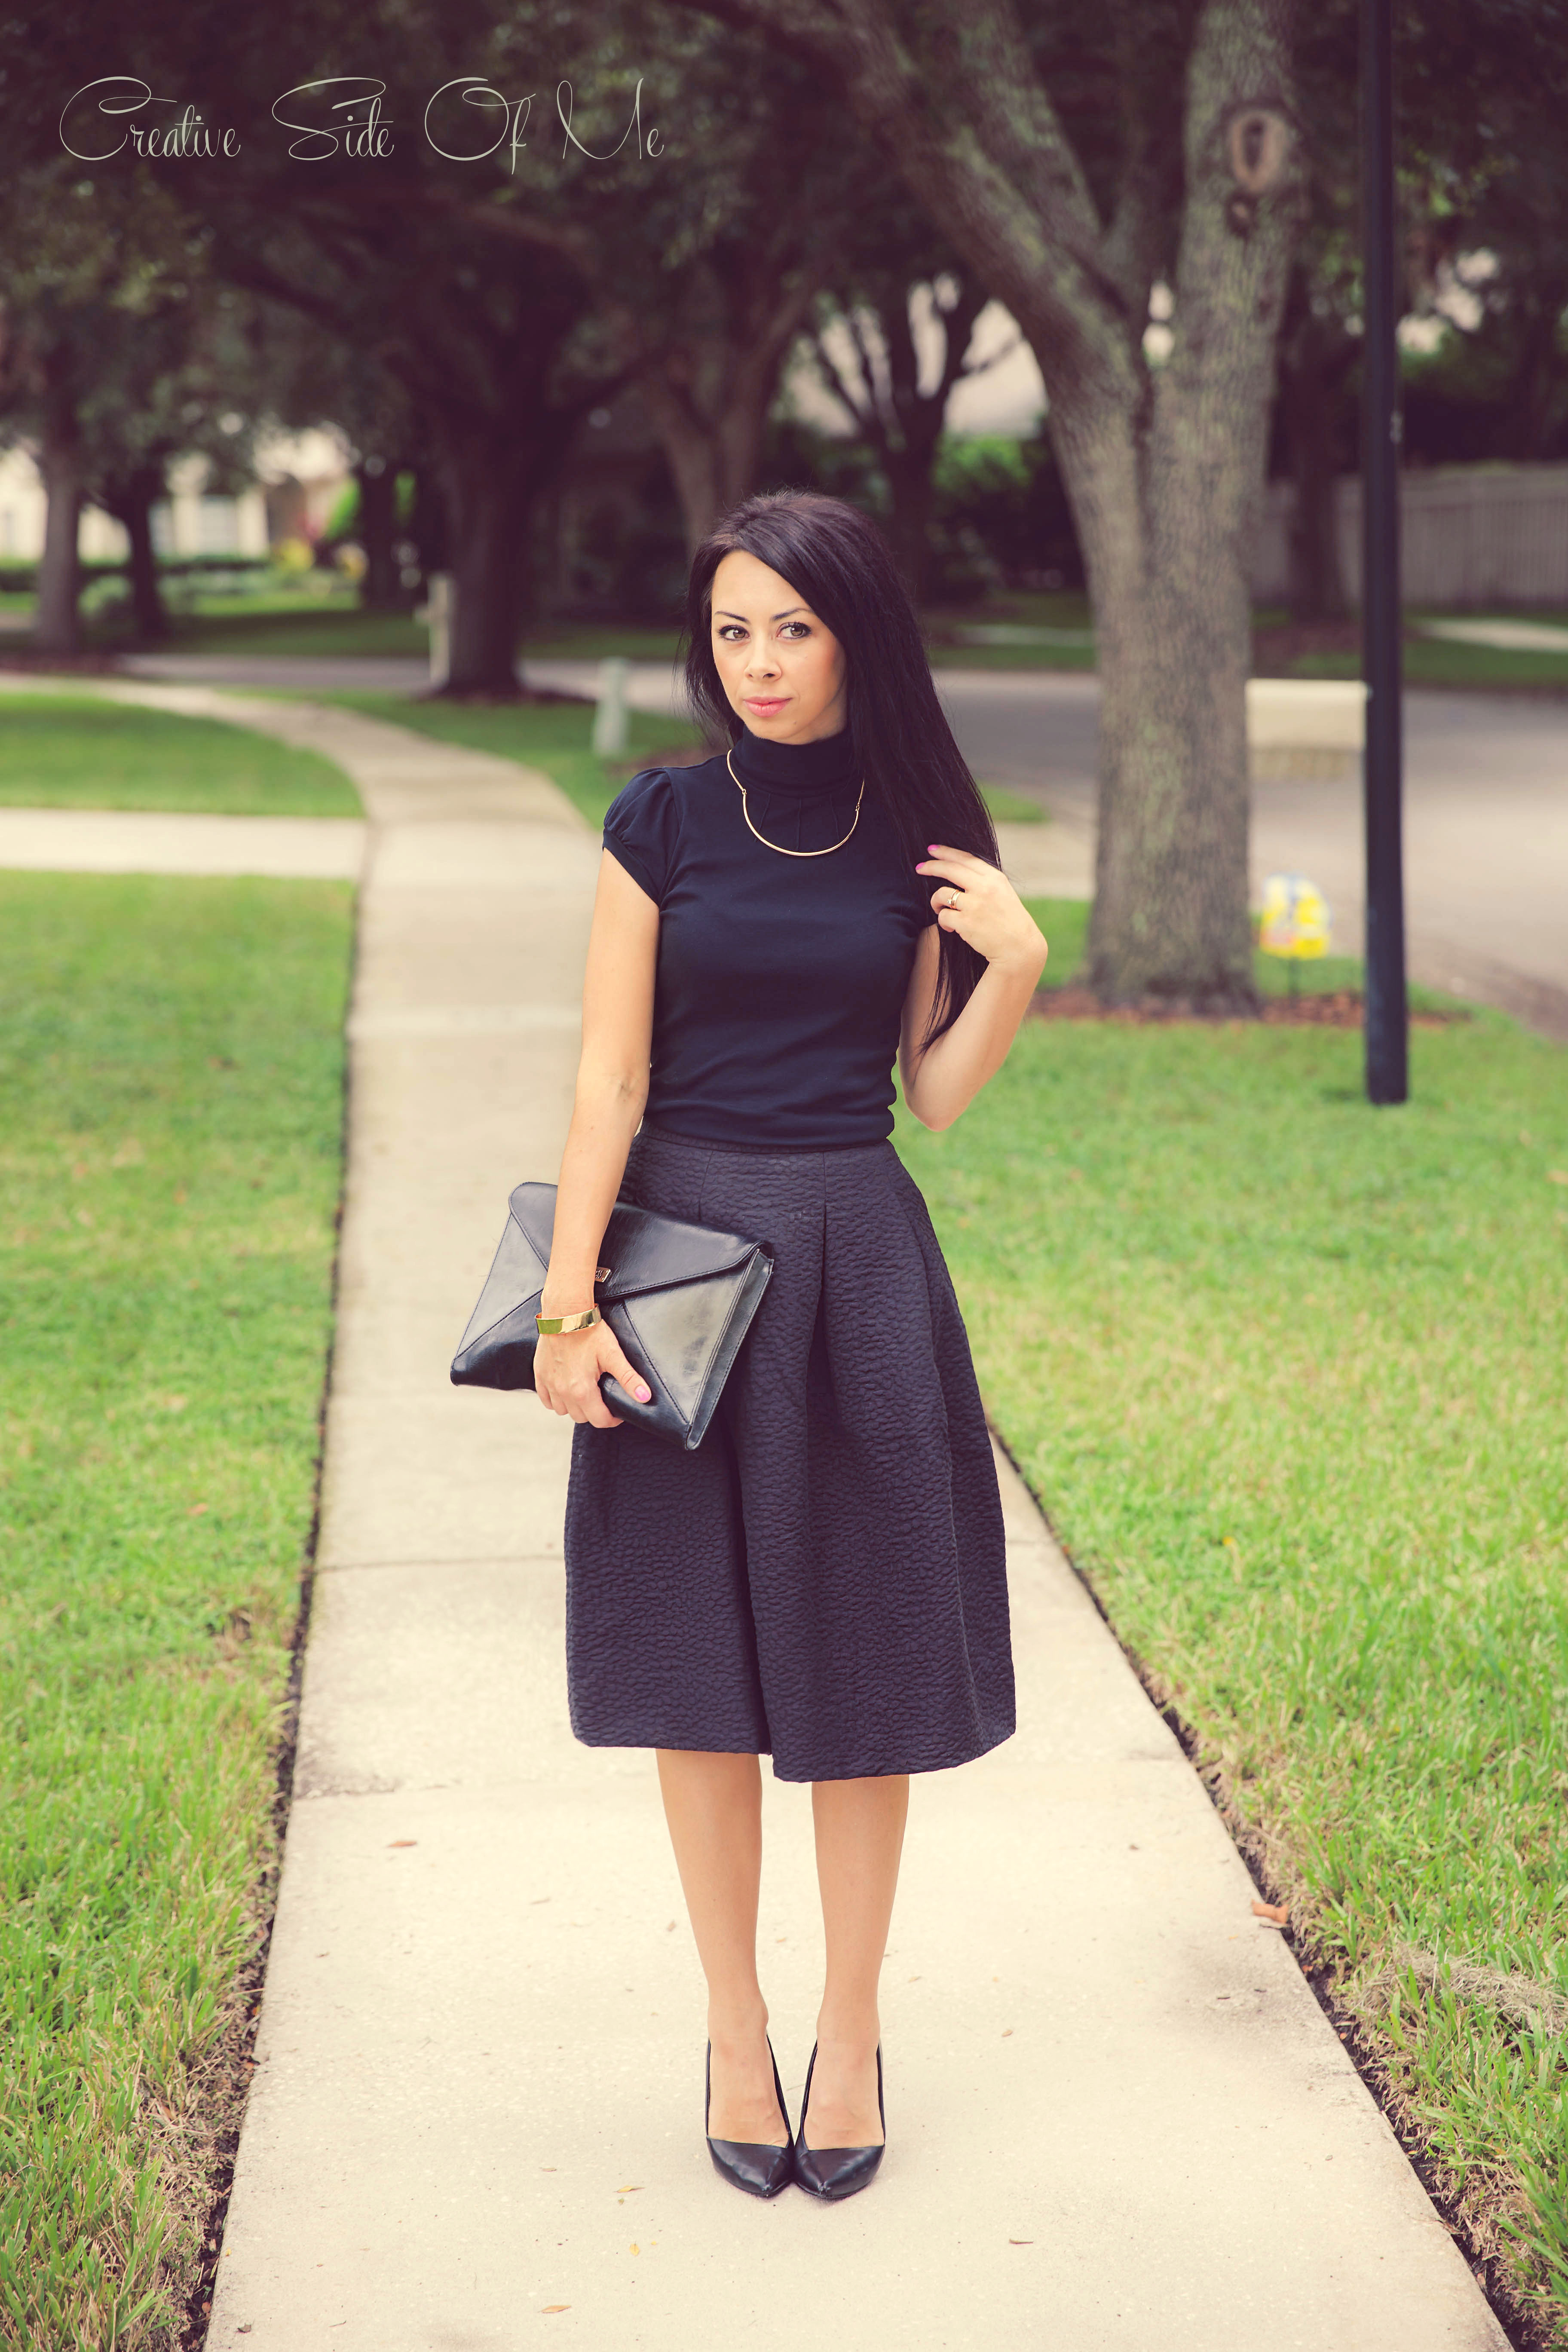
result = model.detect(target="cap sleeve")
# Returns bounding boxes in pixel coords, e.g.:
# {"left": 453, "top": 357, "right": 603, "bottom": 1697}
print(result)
{"left": 603, "top": 767, "right": 680, "bottom": 908}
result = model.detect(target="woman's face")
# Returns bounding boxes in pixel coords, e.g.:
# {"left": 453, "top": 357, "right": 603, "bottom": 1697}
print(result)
{"left": 709, "top": 549, "right": 848, "bottom": 744}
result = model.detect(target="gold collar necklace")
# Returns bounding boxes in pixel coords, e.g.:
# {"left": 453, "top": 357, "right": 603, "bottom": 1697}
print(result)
{"left": 726, "top": 744, "right": 864, "bottom": 858}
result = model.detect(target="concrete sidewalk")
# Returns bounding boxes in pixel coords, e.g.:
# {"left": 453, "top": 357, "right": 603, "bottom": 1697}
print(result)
{"left": 135, "top": 695, "right": 1506, "bottom": 2350}
{"left": 0, "top": 805, "right": 367, "bottom": 877}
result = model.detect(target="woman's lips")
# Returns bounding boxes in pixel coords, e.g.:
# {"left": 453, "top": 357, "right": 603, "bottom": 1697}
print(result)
{"left": 744, "top": 695, "right": 788, "bottom": 714}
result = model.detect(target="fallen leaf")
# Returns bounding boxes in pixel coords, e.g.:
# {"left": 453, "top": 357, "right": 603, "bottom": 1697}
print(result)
{"left": 1252, "top": 1899, "right": 1289, "bottom": 1924}
{"left": 617, "top": 2185, "right": 643, "bottom": 2193}
{"left": 540, "top": 2167, "right": 556, "bottom": 2172}
{"left": 630, "top": 2242, "right": 640, "bottom": 2255}
{"left": 542, "top": 2307, "right": 570, "bottom": 2315}
{"left": 1001, "top": 2027, "right": 1013, "bottom": 2037}
{"left": 1009, "top": 2239, "right": 1034, "bottom": 2246}
{"left": 188, "top": 1503, "right": 208, "bottom": 1517}
{"left": 387, "top": 1839, "right": 417, "bottom": 1849}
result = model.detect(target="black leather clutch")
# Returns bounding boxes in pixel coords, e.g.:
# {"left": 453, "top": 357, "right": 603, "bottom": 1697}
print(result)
{"left": 450, "top": 1180, "right": 774, "bottom": 1450}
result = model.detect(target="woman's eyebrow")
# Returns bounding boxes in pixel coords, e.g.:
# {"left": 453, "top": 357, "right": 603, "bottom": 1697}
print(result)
{"left": 714, "top": 606, "right": 810, "bottom": 622}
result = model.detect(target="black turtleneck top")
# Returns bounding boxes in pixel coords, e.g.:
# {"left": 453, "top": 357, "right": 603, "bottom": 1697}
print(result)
{"left": 602, "top": 726, "right": 933, "bottom": 1147}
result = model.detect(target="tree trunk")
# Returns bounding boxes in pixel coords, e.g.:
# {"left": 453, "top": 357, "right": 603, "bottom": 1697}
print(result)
{"left": 933, "top": 4, "right": 1302, "bottom": 1007}
{"left": 640, "top": 376, "right": 728, "bottom": 554}
{"left": 429, "top": 415, "right": 570, "bottom": 695}
{"left": 1286, "top": 443, "right": 1347, "bottom": 624}
{"left": 1501, "top": 277, "right": 1568, "bottom": 462}
{"left": 35, "top": 395, "right": 84, "bottom": 659}
{"left": 640, "top": 355, "right": 781, "bottom": 555}
{"left": 407, "top": 458, "right": 447, "bottom": 581}
{"left": 637, "top": 254, "right": 825, "bottom": 554}
{"left": 122, "top": 487, "right": 168, "bottom": 642}
{"left": 879, "top": 276, "right": 986, "bottom": 606}
{"left": 1081, "top": 399, "right": 1260, "bottom": 1007}
{"left": 355, "top": 457, "right": 403, "bottom": 612}
{"left": 1075, "top": 13, "right": 1302, "bottom": 1004}
{"left": 692, "top": 0, "right": 1305, "bottom": 1008}
{"left": 881, "top": 448, "right": 937, "bottom": 605}
{"left": 1277, "top": 294, "right": 1349, "bottom": 622}
{"left": 810, "top": 274, "right": 987, "bottom": 606}
{"left": 100, "top": 465, "right": 170, "bottom": 643}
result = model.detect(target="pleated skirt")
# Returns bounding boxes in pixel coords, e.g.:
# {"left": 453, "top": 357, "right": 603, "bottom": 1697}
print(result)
{"left": 563, "top": 1122, "right": 1015, "bottom": 1782}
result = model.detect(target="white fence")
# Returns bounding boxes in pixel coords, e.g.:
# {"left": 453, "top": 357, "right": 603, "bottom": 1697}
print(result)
{"left": 1251, "top": 461, "right": 1568, "bottom": 609}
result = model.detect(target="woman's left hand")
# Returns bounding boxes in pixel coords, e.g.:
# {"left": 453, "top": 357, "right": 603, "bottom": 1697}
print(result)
{"left": 916, "top": 846, "right": 1049, "bottom": 978}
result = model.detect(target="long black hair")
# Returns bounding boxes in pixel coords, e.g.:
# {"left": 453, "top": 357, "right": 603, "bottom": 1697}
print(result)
{"left": 682, "top": 487, "right": 1000, "bottom": 1048}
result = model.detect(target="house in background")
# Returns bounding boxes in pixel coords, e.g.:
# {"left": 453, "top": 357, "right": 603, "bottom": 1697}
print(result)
{"left": 0, "top": 428, "right": 352, "bottom": 567}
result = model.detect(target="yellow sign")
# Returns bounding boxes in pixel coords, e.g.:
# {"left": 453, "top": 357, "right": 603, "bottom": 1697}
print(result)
{"left": 1258, "top": 872, "right": 1332, "bottom": 959}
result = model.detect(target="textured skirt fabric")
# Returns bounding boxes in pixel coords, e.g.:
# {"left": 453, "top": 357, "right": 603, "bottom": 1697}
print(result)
{"left": 563, "top": 1124, "right": 1014, "bottom": 1782}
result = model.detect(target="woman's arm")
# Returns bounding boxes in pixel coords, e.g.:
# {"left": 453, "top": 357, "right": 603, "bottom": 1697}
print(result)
{"left": 898, "top": 847, "right": 1048, "bottom": 1132}
{"left": 533, "top": 851, "right": 659, "bottom": 1430}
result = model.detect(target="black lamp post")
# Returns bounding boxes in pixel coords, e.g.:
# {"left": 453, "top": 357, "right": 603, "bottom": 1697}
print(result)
{"left": 1360, "top": 0, "right": 1409, "bottom": 1103}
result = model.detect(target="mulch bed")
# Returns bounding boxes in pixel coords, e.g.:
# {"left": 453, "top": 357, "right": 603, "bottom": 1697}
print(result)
{"left": 1032, "top": 986, "right": 1467, "bottom": 1028}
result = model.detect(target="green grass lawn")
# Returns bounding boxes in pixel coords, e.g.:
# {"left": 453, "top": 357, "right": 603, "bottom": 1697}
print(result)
{"left": 896, "top": 965, "right": 1568, "bottom": 2342}
{"left": 1290, "top": 635, "right": 1568, "bottom": 692}
{"left": 141, "top": 597, "right": 426, "bottom": 661}
{"left": 980, "top": 784, "right": 1049, "bottom": 824}
{"left": 0, "top": 693, "right": 361, "bottom": 816}
{"left": 0, "top": 874, "right": 352, "bottom": 2346}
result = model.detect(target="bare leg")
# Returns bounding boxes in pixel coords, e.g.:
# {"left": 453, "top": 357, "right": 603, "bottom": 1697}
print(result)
{"left": 805, "top": 1774, "right": 910, "bottom": 2148}
{"left": 655, "top": 1749, "right": 788, "bottom": 2146}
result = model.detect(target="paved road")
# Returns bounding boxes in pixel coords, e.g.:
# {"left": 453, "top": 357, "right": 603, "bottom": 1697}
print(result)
{"left": 117, "top": 651, "right": 1568, "bottom": 1033}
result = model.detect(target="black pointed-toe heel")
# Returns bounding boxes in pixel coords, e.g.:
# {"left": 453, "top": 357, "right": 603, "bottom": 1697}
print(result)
{"left": 792, "top": 2042, "right": 885, "bottom": 2202}
{"left": 705, "top": 2039, "right": 794, "bottom": 2199}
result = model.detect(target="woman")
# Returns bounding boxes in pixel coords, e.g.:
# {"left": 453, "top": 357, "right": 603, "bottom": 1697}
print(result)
{"left": 532, "top": 489, "right": 1047, "bottom": 2202}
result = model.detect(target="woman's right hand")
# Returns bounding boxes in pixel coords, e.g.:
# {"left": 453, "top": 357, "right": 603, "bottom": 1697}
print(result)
{"left": 534, "top": 1317, "right": 652, "bottom": 1429}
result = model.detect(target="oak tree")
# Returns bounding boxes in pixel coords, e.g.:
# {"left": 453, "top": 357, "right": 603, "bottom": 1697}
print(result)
{"left": 691, "top": 0, "right": 1308, "bottom": 1005}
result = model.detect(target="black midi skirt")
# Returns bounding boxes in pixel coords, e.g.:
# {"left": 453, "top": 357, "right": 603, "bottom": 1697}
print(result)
{"left": 563, "top": 1123, "right": 1015, "bottom": 1782}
